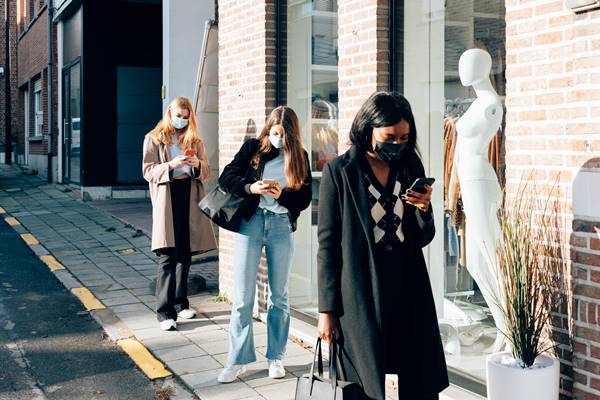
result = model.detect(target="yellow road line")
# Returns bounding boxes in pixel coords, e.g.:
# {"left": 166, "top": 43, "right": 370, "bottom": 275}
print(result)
{"left": 4, "top": 217, "right": 19, "bottom": 226}
{"left": 0, "top": 207, "right": 6, "bottom": 214}
{"left": 20, "top": 233, "right": 39, "bottom": 246}
{"left": 40, "top": 255, "right": 65, "bottom": 271}
{"left": 71, "top": 287, "right": 106, "bottom": 311}
{"left": 117, "top": 338, "right": 172, "bottom": 380}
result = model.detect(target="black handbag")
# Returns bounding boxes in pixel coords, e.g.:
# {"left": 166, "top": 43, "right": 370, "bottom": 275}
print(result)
{"left": 295, "top": 338, "right": 364, "bottom": 400}
{"left": 198, "top": 186, "right": 248, "bottom": 232}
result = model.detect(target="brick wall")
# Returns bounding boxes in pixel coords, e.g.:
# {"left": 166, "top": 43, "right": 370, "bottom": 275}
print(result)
{"left": 17, "top": 6, "right": 48, "bottom": 86}
{"left": 15, "top": 4, "right": 59, "bottom": 174}
{"left": 217, "top": 0, "right": 277, "bottom": 310}
{"left": 0, "top": 0, "right": 19, "bottom": 159}
{"left": 337, "top": 0, "right": 389, "bottom": 148}
{"left": 504, "top": 1, "right": 600, "bottom": 398}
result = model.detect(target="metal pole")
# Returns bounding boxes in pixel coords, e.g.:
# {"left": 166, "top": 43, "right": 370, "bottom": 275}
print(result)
{"left": 4, "top": 0, "right": 12, "bottom": 165}
{"left": 47, "top": 0, "right": 53, "bottom": 181}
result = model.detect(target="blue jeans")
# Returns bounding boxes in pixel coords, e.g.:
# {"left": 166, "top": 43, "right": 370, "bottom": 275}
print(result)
{"left": 228, "top": 209, "right": 294, "bottom": 365}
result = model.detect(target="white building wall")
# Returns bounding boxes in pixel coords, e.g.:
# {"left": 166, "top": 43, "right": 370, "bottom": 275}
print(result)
{"left": 162, "top": 0, "right": 215, "bottom": 111}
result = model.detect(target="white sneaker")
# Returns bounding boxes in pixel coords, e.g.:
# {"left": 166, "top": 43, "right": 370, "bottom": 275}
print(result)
{"left": 218, "top": 364, "right": 247, "bottom": 383}
{"left": 159, "top": 319, "right": 177, "bottom": 331}
{"left": 268, "top": 359, "right": 285, "bottom": 379}
{"left": 178, "top": 309, "right": 196, "bottom": 319}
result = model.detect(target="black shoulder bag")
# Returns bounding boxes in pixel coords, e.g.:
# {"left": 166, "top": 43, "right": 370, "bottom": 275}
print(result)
{"left": 198, "top": 185, "right": 249, "bottom": 232}
{"left": 198, "top": 150, "right": 257, "bottom": 233}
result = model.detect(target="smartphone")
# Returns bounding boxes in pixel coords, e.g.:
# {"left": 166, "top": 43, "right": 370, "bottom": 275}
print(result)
{"left": 184, "top": 148, "right": 196, "bottom": 158}
{"left": 406, "top": 177, "right": 435, "bottom": 194}
{"left": 262, "top": 179, "right": 277, "bottom": 187}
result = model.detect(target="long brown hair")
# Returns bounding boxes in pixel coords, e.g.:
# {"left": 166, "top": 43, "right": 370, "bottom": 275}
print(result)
{"left": 148, "top": 96, "right": 200, "bottom": 149}
{"left": 254, "top": 106, "right": 308, "bottom": 191}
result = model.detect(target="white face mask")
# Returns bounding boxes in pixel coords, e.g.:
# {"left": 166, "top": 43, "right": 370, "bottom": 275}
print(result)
{"left": 269, "top": 133, "right": 284, "bottom": 149}
{"left": 172, "top": 115, "right": 189, "bottom": 130}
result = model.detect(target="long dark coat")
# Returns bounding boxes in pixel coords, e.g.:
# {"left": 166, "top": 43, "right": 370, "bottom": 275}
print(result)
{"left": 317, "top": 146, "right": 449, "bottom": 399}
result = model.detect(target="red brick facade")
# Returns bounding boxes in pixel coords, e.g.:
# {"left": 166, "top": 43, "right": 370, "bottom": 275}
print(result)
{"left": 505, "top": 1, "right": 600, "bottom": 398}
{"left": 337, "top": 0, "right": 389, "bottom": 148}
{"left": 21, "top": 5, "right": 58, "bottom": 163}
{"left": 1, "top": 0, "right": 59, "bottom": 176}
{"left": 217, "top": 0, "right": 277, "bottom": 310}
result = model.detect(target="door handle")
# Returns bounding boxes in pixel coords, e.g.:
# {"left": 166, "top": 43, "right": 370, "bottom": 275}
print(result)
{"left": 63, "top": 118, "right": 69, "bottom": 145}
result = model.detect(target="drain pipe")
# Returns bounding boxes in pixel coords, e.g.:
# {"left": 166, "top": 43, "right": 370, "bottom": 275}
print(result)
{"left": 47, "top": 0, "right": 54, "bottom": 182}
{"left": 4, "top": 0, "right": 12, "bottom": 165}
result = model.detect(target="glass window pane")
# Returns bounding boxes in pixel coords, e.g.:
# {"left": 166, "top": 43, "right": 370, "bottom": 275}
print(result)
{"left": 283, "top": 0, "right": 338, "bottom": 319}
{"left": 69, "top": 63, "right": 81, "bottom": 183}
{"left": 400, "top": 0, "right": 506, "bottom": 386}
{"left": 442, "top": 0, "right": 506, "bottom": 382}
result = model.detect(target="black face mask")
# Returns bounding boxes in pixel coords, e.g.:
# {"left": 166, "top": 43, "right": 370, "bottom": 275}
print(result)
{"left": 373, "top": 140, "right": 408, "bottom": 163}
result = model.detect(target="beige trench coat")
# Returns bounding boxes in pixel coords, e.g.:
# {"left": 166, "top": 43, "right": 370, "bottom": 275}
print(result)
{"left": 142, "top": 134, "right": 217, "bottom": 254}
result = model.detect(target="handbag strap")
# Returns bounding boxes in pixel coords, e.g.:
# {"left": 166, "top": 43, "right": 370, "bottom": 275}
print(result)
{"left": 332, "top": 339, "right": 348, "bottom": 382}
{"left": 309, "top": 338, "right": 325, "bottom": 396}
{"left": 330, "top": 340, "right": 339, "bottom": 393}
{"left": 329, "top": 338, "right": 349, "bottom": 400}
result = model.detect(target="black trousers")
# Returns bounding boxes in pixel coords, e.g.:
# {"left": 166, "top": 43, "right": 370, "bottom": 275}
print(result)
{"left": 155, "top": 178, "right": 192, "bottom": 322}
{"left": 376, "top": 242, "right": 440, "bottom": 400}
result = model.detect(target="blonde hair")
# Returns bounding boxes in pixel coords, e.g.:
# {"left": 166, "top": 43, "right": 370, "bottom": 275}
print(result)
{"left": 148, "top": 96, "right": 200, "bottom": 149}
{"left": 253, "top": 106, "right": 308, "bottom": 191}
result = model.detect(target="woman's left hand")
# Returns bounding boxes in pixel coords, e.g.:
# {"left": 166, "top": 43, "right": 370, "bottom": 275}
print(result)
{"left": 402, "top": 185, "right": 432, "bottom": 213}
{"left": 185, "top": 156, "right": 200, "bottom": 169}
{"left": 269, "top": 183, "right": 283, "bottom": 199}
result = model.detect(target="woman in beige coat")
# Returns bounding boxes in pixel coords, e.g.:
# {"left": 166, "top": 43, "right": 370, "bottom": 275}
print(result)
{"left": 142, "top": 96, "right": 216, "bottom": 331}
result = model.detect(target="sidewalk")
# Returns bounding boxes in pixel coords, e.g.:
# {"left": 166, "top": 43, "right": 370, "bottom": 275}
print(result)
{"left": 0, "top": 165, "right": 483, "bottom": 400}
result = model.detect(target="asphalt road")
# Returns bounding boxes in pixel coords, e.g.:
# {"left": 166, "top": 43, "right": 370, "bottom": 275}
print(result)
{"left": 0, "top": 219, "right": 161, "bottom": 400}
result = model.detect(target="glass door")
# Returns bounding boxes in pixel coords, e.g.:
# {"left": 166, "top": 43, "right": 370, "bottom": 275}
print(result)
{"left": 63, "top": 62, "right": 81, "bottom": 183}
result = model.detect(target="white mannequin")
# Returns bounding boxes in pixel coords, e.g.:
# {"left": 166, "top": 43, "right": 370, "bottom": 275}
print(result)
{"left": 453, "top": 49, "right": 505, "bottom": 353}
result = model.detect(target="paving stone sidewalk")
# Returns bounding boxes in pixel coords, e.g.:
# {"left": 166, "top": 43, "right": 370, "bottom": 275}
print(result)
{"left": 0, "top": 165, "right": 319, "bottom": 400}
{"left": 0, "top": 165, "right": 480, "bottom": 400}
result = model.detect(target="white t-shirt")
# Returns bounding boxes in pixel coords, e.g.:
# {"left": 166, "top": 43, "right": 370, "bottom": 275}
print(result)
{"left": 169, "top": 135, "right": 192, "bottom": 178}
{"left": 259, "top": 152, "right": 288, "bottom": 214}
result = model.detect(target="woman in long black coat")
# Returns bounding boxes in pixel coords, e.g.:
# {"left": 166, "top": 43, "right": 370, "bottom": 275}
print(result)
{"left": 317, "top": 92, "right": 449, "bottom": 399}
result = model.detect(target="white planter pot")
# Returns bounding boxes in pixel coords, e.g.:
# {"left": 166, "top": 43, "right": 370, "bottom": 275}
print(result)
{"left": 487, "top": 352, "right": 559, "bottom": 400}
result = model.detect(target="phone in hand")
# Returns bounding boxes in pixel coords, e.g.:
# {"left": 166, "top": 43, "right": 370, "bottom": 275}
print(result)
{"left": 262, "top": 179, "right": 277, "bottom": 188}
{"left": 184, "top": 148, "right": 196, "bottom": 158}
{"left": 406, "top": 177, "right": 435, "bottom": 194}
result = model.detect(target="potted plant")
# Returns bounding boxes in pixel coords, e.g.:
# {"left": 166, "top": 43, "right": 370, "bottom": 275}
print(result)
{"left": 487, "top": 181, "right": 566, "bottom": 400}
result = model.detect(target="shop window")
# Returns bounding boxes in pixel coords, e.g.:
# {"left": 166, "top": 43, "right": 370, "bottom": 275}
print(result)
{"left": 279, "top": 0, "right": 339, "bottom": 319}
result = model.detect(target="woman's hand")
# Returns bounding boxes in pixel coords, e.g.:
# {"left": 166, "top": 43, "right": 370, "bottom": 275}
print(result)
{"left": 268, "top": 183, "right": 283, "bottom": 199}
{"left": 402, "top": 185, "right": 432, "bottom": 213}
{"left": 318, "top": 312, "right": 342, "bottom": 343}
{"left": 249, "top": 181, "right": 274, "bottom": 195}
{"left": 169, "top": 155, "right": 189, "bottom": 170}
{"left": 185, "top": 155, "right": 200, "bottom": 169}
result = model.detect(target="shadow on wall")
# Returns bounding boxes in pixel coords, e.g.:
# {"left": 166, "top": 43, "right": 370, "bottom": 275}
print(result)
{"left": 245, "top": 119, "right": 257, "bottom": 142}
{"left": 568, "top": 157, "right": 600, "bottom": 400}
